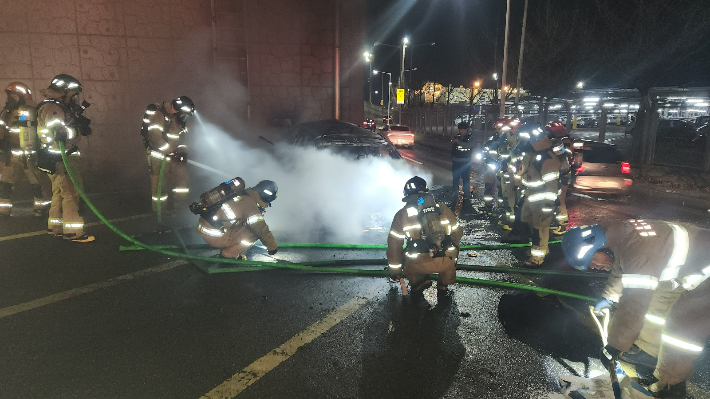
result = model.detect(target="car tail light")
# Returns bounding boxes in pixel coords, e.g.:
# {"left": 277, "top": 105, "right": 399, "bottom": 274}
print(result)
{"left": 621, "top": 162, "right": 631, "bottom": 174}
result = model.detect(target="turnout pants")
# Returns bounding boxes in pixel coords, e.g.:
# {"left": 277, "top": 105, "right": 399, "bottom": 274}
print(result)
{"left": 452, "top": 162, "right": 472, "bottom": 198}
{"left": 0, "top": 155, "right": 51, "bottom": 215}
{"left": 404, "top": 251, "right": 458, "bottom": 287}
{"left": 521, "top": 199, "right": 553, "bottom": 261}
{"left": 500, "top": 174, "right": 517, "bottom": 224}
{"left": 655, "top": 282, "right": 710, "bottom": 385}
{"left": 197, "top": 222, "right": 256, "bottom": 259}
{"left": 147, "top": 155, "right": 189, "bottom": 212}
{"left": 47, "top": 157, "right": 85, "bottom": 237}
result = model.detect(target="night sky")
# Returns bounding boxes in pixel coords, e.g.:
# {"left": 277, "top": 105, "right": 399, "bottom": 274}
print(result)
{"left": 365, "top": 0, "right": 710, "bottom": 93}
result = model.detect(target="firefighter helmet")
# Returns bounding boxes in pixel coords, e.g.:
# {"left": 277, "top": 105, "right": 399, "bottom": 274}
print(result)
{"left": 48, "top": 74, "right": 82, "bottom": 94}
{"left": 494, "top": 117, "right": 511, "bottom": 131}
{"left": 508, "top": 117, "right": 522, "bottom": 133}
{"left": 403, "top": 176, "right": 428, "bottom": 199}
{"left": 172, "top": 96, "right": 196, "bottom": 116}
{"left": 545, "top": 120, "right": 567, "bottom": 138}
{"left": 561, "top": 224, "right": 607, "bottom": 270}
{"left": 252, "top": 180, "right": 278, "bottom": 205}
{"left": 516, "top": 122, "right": 543, "bottom": 141}
{"left": 5, "top": 82, "right": 33, "bottom": 104}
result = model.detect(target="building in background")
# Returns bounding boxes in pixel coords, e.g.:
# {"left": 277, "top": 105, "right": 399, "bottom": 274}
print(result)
{"left": 0, "top": 0, "right": 365, "bottom": 191}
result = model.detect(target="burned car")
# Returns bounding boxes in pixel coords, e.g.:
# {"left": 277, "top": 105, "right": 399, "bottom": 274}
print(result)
{"left": 290, "top": 119, "right": 402, "bottom": 160}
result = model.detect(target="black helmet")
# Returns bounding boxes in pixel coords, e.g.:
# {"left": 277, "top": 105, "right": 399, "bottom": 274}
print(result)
{"left": 48, "top": 74, "right": 82, "bottom": 94}
{"left": 403, "top": 176, "right": 428, "bottom": 199}
{"left": 172, "top": 96, "right": 195, "bottom": 116}
{"left": 252, "top": 180, "right": 278, "bottom": 205}
{"left": 457, "top": 121, "right": 469, "bottom": 130}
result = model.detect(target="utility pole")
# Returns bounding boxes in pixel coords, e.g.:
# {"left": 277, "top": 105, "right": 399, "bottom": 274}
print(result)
{"left": 334, "top": 0, "right": 340, "bottom": 120}
{"left": 500, "top": 0, "right": 511, "bottom": 117}
{"left": 399, "top": 37, "right": 408, "bottom": 125}
{"left": 514, "top": 0, "right": 528, "bottom": 117}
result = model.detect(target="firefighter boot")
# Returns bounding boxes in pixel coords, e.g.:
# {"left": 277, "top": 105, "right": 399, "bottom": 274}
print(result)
{"left": 619, "top": 344, "right": 658, "bottom": 369}
{"left": 649, "top": 381, "right": 686, "bottom": 399}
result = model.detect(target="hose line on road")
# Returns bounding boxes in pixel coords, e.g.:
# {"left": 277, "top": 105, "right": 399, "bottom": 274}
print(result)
{"left": 118, "top": 241, "right": 562, "bottom": 252}
{"left": 58, "top": 143, "right": 596, "bottom": 303}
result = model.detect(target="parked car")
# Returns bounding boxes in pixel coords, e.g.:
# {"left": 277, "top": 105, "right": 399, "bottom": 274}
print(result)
{"left": 694, "top": 115, "right": 709, "bottom": 129}
{"left": 572, "top": 140, "right": 631, "bottom": 194}
{"left": 380, "top": 124, "right": 415, "bottom": 148}
{"left": 575, "top": 116, "right": 597, "bottom": 128}
{"left": 290, "top": 119, "right": 401, "bottom": 160}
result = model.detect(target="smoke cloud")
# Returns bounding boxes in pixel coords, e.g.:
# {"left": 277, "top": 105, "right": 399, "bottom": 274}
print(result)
{"left": 188, "top": 120, "right": 432, "bottom": 243}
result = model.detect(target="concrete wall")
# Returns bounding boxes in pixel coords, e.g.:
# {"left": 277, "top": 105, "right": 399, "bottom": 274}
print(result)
{"left": 0, "top": 0, "right": 365, "bottom": 191}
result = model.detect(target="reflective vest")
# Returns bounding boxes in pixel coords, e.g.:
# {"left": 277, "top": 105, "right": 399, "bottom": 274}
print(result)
{"left": 451, "top": 132, "right": 475, "bottom": 163}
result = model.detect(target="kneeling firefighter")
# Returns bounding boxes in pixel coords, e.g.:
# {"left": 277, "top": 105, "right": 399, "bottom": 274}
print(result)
{"left": 387, "top": 176, "right": 463, "bottom": 299}
{"left": 192, "top": 178, "right": 278, "bottom": 259}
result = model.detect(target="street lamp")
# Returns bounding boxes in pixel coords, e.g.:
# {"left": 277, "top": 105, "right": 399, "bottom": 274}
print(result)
{"left": 363, "top": 51, "right": 373, "bottom": 104}
{"left": 577, "top": 81, "right": 584, "bottom": 89}
{"left": 374, "top": 70, "right": 393, "bottom": 124}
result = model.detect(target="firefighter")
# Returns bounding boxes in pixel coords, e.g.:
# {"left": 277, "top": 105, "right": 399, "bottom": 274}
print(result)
{"left": 0, "top": 82, "right": 51, "bottom": 217}
{"left": 481, "top": 118, "right": 508, "bottom": 214}
{"left": 562, "top": 222, "right": 710, "bottom": 399}
{"left": 36, "top": 74, "right": 94, "bottom": 242}
{"left": 387, "top": 176, "right": 463, "bottom": 300}
{"left": 142, "top": 96, "right": 195, "bottom": 213}
{"left": 519, "top": 124, "right": 561, "bottom": 267}
{"left": 195, "top": 179, "right": 278, "bottom": 260}
{"left": 450, "top": 121, "right": 475, "bottom": 202}
{"left": 496, "top": 118, "right": 521, "bottom": 229}
{"left": 545, "top": 120, "right": 571, "bottom": 235}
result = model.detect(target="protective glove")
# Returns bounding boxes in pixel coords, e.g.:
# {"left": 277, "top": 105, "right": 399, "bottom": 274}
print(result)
{"left": 601, "top": 344, "right": 621, "bottom": 369}
{"left": 388, "top": 265, "right": 403, "bottom": 280}
{"left": 594, "top": 298, "right": 614, "bottom": 314}
{"left": 77, "top": 116, "right": 92, "bottom": 136}
{"left": 268, "top": 248, "right": 277, "bottom": 256}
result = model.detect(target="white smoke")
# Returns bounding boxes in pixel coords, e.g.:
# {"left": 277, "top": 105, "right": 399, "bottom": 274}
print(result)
{"left": 189, "top": 120, "right": 432, "bottom": 243}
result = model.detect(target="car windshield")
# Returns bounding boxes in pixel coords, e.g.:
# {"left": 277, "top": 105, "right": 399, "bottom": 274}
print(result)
{"left": 582, "top": 145, "right": 623, "bottom": 163}
{"left": 389, "top": 126, "right": 410, "bottom": 131}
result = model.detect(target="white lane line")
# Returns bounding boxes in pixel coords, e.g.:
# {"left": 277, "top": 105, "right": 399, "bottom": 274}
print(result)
{"left": 200, "top": 294, "right": 372, "bottom": 399}
{"left": 0, "top": 260, "right": 188, "bottom": 319}
{"left": 401, "top": 155, "right": 424, "bottom": 165}
{"left": 0, "top": 213, "right": 153, "bottom": 242}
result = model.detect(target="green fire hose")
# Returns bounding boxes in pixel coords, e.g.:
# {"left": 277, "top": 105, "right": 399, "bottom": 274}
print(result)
{"left": 58, "top": 143, "right": 597, "bottom": 303}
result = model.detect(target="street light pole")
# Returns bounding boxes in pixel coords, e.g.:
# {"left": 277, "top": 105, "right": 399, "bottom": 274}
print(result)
{"left": 500, "top": 0, "right": 511, "bottom": 117}
{"left": 364, "top": 51, "right": 373, "bottom": 104}
{"left": 387, "top": 73, "right": 392, "bottom": 124}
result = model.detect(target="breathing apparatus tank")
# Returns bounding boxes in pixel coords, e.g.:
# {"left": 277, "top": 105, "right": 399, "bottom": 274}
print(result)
{"left": 190, "top": 177, "right": 246, "bottom": 215}
{"left": 416, "top": 192, "right": 448, "bottom": 257}
{"left": 9, "top": 105, "right": 37, "bottom": 152}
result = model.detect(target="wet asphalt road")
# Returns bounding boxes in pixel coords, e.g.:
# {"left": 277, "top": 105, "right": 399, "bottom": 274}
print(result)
{"left": 1, "top": 144, "right": 709, "bottom": 399}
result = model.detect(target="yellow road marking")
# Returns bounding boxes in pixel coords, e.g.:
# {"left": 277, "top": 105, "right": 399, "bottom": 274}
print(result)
{"left": 0, "top": 213, "right": 153, "bottom": 242}
{"left": 200, "top": 294, "right": 371, "bottom": 399}
{"left": 0, "top": 260, "right": 188, "bottom": 319}
{"left": 401, "top": 155, "right": 424, "bottom": 165}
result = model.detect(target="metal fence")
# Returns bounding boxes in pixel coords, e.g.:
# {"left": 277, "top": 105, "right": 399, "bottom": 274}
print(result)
{"left": 651, "top": 127, "right": 706, "bottom": 169}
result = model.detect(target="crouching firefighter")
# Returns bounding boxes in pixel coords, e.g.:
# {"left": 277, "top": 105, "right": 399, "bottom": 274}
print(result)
{"left": 387, "top": 176, "right": 463, "bottom": 300}
{"left": 192, "top": 178, "right": 278, "bottom": 260}
{"left": 0, "top": 82, "right": 52, "bottom": 216}
{"left": 562, "top": 222, "right": 710, "bottom": 399}
{"left": 36, "top": 74, "right": 94, "bottom": 242}
{"left": 142, "top": 96, "right": 195, "bottom": 213}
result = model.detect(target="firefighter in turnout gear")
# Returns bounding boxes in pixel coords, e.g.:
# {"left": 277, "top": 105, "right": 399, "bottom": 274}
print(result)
{"left": 519, "top": 124, "right": 561, "bottom": 267}
{"left": 562, "top": 222, "right": 710, "bottom": 399}
{"left": 0, "top": 82, "right": 52, "bottom": 217}
{"left": 387, "top": 176, "right": 463, "bottom": 300}
{"left": 142, "top": 96, "right": 195, "bottom": 212}
{"left": 546, "top": 121, "right": 571, "bottom": 236}
{"left": 194, "top": 179, "right": 278, "bottom": 260}
{"left": 481, "top": 118, "right": 508, "bottom": 214}
{"left": 496, "top": 118, "right": 521, "bottom": 229}
{"left": 36, "top": 74, "right": 94, "bottom": 242}
{"left": 450, "top": 121, "right": 475, "bottom": 201}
